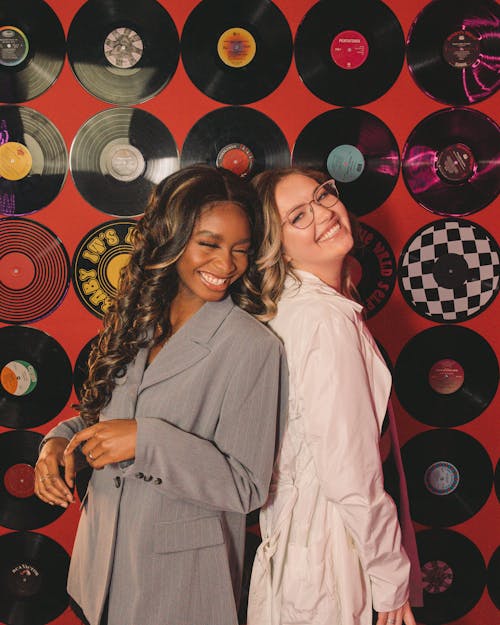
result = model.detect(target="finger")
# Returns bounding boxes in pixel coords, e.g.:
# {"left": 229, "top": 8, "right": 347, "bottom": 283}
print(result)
{"left": 37, "top": 475, "right": 70, "bottom": 507}
{"left": 63, "top": 452, "right": 76, "bottom": 490}
{"left": 375, "top": 613, "right": 388, "bottom": 625}
{"left": 403, "top": 604, "right": 416, "bottom": 625}
{"left": 64, "top": 426, "right": 98, "bottom": 456}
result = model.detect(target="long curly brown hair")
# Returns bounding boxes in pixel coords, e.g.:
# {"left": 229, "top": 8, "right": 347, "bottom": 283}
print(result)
{"left": 76, "top": 165, "right": 265, "bottom": 425}
{"left": 252, "top": 167, "right": 361, "bottom": 321}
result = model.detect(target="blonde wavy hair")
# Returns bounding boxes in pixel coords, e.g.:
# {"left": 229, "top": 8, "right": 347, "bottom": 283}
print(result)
{"left": 252, "top": 167, "right": 360, "bottom": 322}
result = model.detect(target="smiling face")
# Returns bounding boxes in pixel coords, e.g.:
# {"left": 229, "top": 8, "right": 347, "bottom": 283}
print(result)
{"left": 275, "top": 173, "right": 354, "bottom": 287}
{"left": 174, "top": 201, "right": 252, "bottom": 310}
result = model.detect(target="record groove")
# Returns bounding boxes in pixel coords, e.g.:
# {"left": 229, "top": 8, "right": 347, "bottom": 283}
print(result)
{"left": 0, "top": 217, "right": 70, "bottom": 323}
{"left": 181, "top": 106, "right": 289, "bottom": 177}
{"left": 0, "top": 0, "right": 65, "bottom": 102}
{"left": 0, "top": 530, "right": 69, "bottom": 625}
{"left": 294, "top": 0, "right": 405, "bottom": 106}
{"left": 407, "top": 0, "right": 500, "bottom": 105}
{"left": 70, "top": 108, "right": 178, "bottom": 216}
{"left": 394, "top": 325, "right": 499, "bottom": 426}
{"left": 181, "top": 0, "right": 293, "bottom": 104}
{"left": 0, "top": 431, "right": 69, "bottom": 529}
{"left": 402, "top": 428, "right": 493, "bottom": 527}
{"left": 0, "top": 106, "right": 68, "bottom": 215}
{"left": 398, "top": 218, "right": 500, "bottom": 322}
{"left": 402, "top": 107, "right": 500, "bottom": 216}
{"left": 292, "top": 108, "right": 400, "bottom": 215}
{"left": 67, "top": 0, "right": 179, "bottom": 105}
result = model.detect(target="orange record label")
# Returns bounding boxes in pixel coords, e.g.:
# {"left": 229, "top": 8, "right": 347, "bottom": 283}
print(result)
{"left": 0, "top": 142, "right": 32, "bottom": 181}
{"left": 217, "top": 28, "right": 256, "bottom": 68}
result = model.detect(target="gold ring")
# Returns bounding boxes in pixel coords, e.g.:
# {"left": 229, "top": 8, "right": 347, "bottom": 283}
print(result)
{"left": 88, "top": 451, "right": 95, "bottom": 461}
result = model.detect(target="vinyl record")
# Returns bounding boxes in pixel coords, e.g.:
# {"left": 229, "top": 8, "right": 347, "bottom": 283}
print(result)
{"left": 75, "top": 466, "right": 93, "bottom": 504}
{"left": 0, "top": 217, "right": 70, "bottom": 323}
{"left": 349, "top": 221, "right": 396, "bottom": 317}
{"left": 394, "top": 326, "right": 499, "bottom": 426}
{"left": 294, "top": 0, "right": 405, "bottom": 106}
{"left": 487, "top": 546, "right": 500, "bottom": 609}
{"left": 407, "top": 0, "right": 500, "bottom": 106}
{"left": 0, "top": 0, "right": 65, "bottom": 102}
{"left": 398, "top": 218, "right": 500, "bottom": 322}
{"left": 181, "top": 0, "right": 292, "bottom": 104}
{"left": 292, "top": 108, "right": 400, "bottom": 216}
{"left": 72, "top": 219, "right": 136, "bottom": 318}
{"left": 67, "top": 0, "right": 179, "bottom": 105}
{"left": 402, "top": 107, "right": 500, "bottom": 216}
{"left": 414, "top": 529, "right": 486, "bottom": 624}
{"left": 70, "top": 108, "right": 178, "bottom": 216}
{"left": 0, "top": 106, "right": 68, "bottom": 215}
{"left": 0, "top": 326, "right": 73, "bottom": 429}
{"left": 401, "top": 429, "right": 493, "bottom": 527}
{"left": 0, "top": 431, "right": 69, "bottom": 529}
{"left": 180, "top": 106, "right": 289, "bottom": 178}
{"left": 73, "top": 335, "right": 98, "bottom": 401}
{"left": 0, "top": 530, "right": 69, "bottom": 625}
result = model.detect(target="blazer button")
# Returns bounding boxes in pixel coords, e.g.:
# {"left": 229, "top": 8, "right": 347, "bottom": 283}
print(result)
{"left": 153, "top": 478, "right": 162, "bottom": 485}
{"left": 143, "top": 475, "right": 153, "bottom": 482}
{"left": 135, "top": 472, "right": 144, "bottom": 479}
{"left": 114, "top": 476, "right": 122, "bottom": 488}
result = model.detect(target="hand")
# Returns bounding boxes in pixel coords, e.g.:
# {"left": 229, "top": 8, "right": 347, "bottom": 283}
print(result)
{"left": 377, "top": 600, "right": 416, "bottom": 625}
{"left": 64, "top": 419, "right": 137, "bottom": 472}
{"left": 34, "top": 437, "right": 74, "bottom": 508}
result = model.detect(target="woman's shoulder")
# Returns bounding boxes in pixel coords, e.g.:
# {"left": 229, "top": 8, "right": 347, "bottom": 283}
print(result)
{"left": 225, "top": 304, "right": 284, "bottom": 348}
{"left": 277, "top": 288, "right": 359, "bottom": 331}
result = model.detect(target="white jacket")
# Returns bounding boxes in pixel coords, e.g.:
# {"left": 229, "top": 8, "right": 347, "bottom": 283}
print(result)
{"left": 248, "top": 270, "right": 410, "bottom": 625}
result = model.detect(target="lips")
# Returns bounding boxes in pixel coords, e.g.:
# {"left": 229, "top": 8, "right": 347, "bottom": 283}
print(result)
{"left": 317, "top": 218, "right": 341, "bottom": 242}
{"left": 199, "top": 271, "right": 231, "bottom": 291}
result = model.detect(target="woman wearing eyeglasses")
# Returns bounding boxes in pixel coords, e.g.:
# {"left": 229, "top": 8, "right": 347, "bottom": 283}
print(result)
{"left": 247, "top": 169, "right": 418, "bottom": 625}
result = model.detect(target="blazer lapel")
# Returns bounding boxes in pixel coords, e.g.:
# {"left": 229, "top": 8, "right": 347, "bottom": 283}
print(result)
{"left": 138, "top": 296, "right": 235, "bottom": 393}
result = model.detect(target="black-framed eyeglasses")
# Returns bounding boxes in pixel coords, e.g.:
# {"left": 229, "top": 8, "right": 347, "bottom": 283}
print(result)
{"left": 281, "top": 179, "right": 340, "bottom": 230}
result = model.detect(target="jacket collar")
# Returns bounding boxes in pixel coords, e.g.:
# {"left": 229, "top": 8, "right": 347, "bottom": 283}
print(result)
{"left": 136, "top": 296, "right": 236, "bottom": 393}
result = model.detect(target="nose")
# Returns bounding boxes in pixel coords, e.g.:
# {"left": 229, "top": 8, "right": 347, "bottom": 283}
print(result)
{"left": 312, "top": 201, "right": 333, "bottom": 223}
{"left": 213, "top": 247, "right": 236, "bottom": 274}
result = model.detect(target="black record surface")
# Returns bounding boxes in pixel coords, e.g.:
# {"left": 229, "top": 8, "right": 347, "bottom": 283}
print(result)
{"left": 70, "top": 107, "right": 178, "bottom": 216}
{"left": 67, "top": 0, "right": 179, "bottom": 104}
{"left": 0, "top": 0, "right": 65, "bottom": 102}
{"left": 181, "top": 106, "right": 289, "bottom": 177}
{"left": 181, "top": 0, "right": 292, "bottom": 104}
{"left": 294, "top": 0, "right": 405, "bottom": 106}
{"left": 73, "top": 335, "right": 98, "bottom": 400}
{"left": 0, "top": 325, "right": 73, "bottom": 428}
{"left": 394, "top": 325, "right": 498, "bottom": 426}
{"left": 407, "top": 0, "right": 500, "bottom": 105}
{"left": 293, "top": 108, "right": 400, "bottom": 215}
{"left": 0, "top": 106, "right": 68, "bottom": 215}
{"left": 487, "top": 546, "right": 500, "bottom": 609}
{"left": 401, "top": 428, "right": 493, "bottom": 527}
{"left": 0, "top": 531, "right": 69, "bottom": 625}
{"left": 402, "top": 107, "right": 500, "bottom": 216}
{"left": 414, "top": 529, "right": 486, "bottom": 624}
{"left": 0, "top": 431, "right": 68, "bottom": 530}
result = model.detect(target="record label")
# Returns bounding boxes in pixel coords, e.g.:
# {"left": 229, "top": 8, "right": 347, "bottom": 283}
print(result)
{"left": 104, "top": 27, "right": 143, "bottom": 69}
{"left": 394, "top": 325, "right": 498, "bottom": 426}
{"left": 72, "top": 220, "right": 135, "bottom": 318}
{"left": 0, "top": 26, "right": 28, "bottom": 66}
{"left": 1, "top": 360, "right": 37, "bottom": 396}
{"left": 414, "top": 529, "right": 486, "bottom": 624}
{"left": 0, "top": 217, "right": 70, "bottom": 323}
{"left": 351, "top": 221, "right": 396, "bottom": 317}
{"left": 398, "top": 218, "right": 500, "bottom": 322}
{"left": 406, "top": 0, "right": 499, "bottom": 105}
{"left": 216, "top": 143, "right": 254, "bottom": 177}
{"left": 4, "top": 463, "right": 34, "bottom": 498}
{"left": 67, "top": 0, "right": 179, "bottom": 105}
{"left": 0, "top": 531, "right": 70, "bottom": 624}
{"left": 0, "top": 141, "right": 32, "bottom": 180}
{"left": 292, "top": 108, "right": 400, "bottom": 216}
{"left": 402, "top": 429, "right": 493, "bottom": 527}
{"left": 436, "top": 143, "right": 474, "bottom": 183}
{"left": 330, "top": 30, "right": 369, "bottom": 70}
{"left": 217, "top": 28, "right": 256, "bottom": 68}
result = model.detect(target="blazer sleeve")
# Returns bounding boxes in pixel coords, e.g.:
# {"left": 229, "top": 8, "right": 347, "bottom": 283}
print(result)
{"left": 41, "top": 415, "right": 88, "bottom": 470}
{"left": 123, "top": 336, "right": 288, "bottom": 514}
{"left": 298, "top": 314, "right": 410, "bottom": 612}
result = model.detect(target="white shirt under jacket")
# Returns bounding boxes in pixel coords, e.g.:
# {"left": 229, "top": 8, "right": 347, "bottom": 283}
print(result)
{"left": 248, "top": 270, "right": 410, "bottom": 625}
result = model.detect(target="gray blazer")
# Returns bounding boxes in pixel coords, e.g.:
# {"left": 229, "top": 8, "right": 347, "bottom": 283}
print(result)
{"left": 45, "top": 297, "right": 288, "bottom": 625}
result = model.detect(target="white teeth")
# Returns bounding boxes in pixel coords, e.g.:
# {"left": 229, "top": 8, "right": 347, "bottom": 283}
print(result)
{"left": 318, "top": 222, "right": 341, "bottom": 242}
{"left": 200, "top": 272, "right": 227, "bottom": 285}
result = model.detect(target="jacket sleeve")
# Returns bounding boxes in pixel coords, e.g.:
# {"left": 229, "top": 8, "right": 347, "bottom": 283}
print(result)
{"left": 41, "top": 415, "right": 88, "bottom": 470}
{"left": 123, "top": 337, "right": 288, "bottom": 514}
{"left": 298, "top": 314, "right": 410, "bottom": 612}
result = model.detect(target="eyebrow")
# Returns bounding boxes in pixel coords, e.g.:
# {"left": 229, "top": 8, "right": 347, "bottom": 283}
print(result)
{"left": 196, "top": 230, "right": 251, "bottom": 245}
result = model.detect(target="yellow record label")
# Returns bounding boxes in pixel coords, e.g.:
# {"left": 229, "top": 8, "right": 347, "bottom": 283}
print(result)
{"left": 0, "top": 142, "right": 32, "bottom": 180}
{"left": 217, "top": 27, "right": 256, "bottom": 68}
